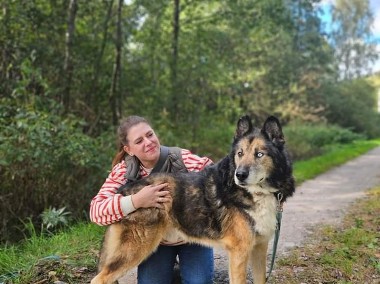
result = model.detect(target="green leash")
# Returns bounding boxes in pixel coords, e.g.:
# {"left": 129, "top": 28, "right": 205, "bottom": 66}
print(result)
{"left": 266, "top": 193, "right": 284, "bottom": 283}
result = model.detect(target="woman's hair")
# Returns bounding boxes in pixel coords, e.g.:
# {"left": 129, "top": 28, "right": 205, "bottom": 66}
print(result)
{"left": 112, "top": 115, "right": 151, "bottom": 167}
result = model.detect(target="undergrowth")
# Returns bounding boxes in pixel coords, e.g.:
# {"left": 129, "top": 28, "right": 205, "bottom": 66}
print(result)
{"left": 0, "top": 223, "right": 104, "bottom": 283}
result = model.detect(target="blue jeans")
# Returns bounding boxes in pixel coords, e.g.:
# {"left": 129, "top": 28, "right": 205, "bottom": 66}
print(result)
{"left": 137, "top": 244, "right": 214, "bottom": 284}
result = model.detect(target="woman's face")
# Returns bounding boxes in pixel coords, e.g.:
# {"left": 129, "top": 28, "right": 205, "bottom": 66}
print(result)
{"left": 123, "top": 122, "right": 160, "bottom": 168}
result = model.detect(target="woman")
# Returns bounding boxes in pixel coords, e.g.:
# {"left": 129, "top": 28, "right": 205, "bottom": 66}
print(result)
{"left": 90, "top": 115, "right": 214, "bottom": 284}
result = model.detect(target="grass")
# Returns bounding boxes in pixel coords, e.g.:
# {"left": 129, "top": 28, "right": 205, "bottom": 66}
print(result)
{"left": 0, "top": 139, "right": 379, "bottom": 283}
{"left": 0, "top": 223, "right": 104, "bottom": 283}
{"left": 270, "top": 187, "right": 380, "bottom": 284}
{"left": 293, "top": 139, "right": 380, "bottom": 185}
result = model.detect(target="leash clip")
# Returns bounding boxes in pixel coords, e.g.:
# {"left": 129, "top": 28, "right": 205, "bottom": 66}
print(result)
{"left": 276, "top": 192, "right": 284, "bottom": 212}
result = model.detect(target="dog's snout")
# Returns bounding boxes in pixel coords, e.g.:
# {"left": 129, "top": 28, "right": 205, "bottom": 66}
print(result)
{"left": 236, "top": 169, "right": 249, "bottom": 181}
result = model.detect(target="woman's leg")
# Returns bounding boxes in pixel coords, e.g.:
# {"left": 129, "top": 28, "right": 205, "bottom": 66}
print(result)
{"left": 178, "top": 244, "right": 214, "bottom": 284}
{"left": 137, "top": 245, "right": 178, "bottom": 284}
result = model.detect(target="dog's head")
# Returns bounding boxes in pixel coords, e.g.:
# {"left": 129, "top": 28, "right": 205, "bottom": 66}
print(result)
{"left": 232, "top": 115, "right": 294, "bottom": 196}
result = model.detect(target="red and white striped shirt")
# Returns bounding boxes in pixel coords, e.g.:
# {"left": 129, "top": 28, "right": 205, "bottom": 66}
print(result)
{"left": 89, "top": 148, "right": 212, "bottom": 226}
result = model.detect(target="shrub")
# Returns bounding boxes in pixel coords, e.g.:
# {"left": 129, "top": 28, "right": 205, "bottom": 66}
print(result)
{"left": 321, "top": 79, "right": 380, "bottom": 139}
{"left": 0, "top": 101, "right": 112, "bottom": 243}
{"left": 284, "top": 121, "right": 366, "bottom": 161}
{"left": 153, "top": 111, "right": 236, "bottom": 161}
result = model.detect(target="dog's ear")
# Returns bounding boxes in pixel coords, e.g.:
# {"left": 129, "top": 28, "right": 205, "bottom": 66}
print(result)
{"left": 262, "top": 116, "right": 285, "bottom": 147}
{"left": 235, "top": 115, "right": 253, "bottom": 139}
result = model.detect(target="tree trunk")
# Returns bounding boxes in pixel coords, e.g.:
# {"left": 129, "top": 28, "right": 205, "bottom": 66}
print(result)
{"left": 62, "top": 0, "right": 78, "bottom": 113}
{"left": 86, "top": 0, "right": 114, "bottom": 106}
{"left": 1, "top": 1, "right": 9, "bottom": 95}
{"left": 170, "top": 0, "right": 180, "bottom": 120}
{"left": 109, "top": 0, "right": 123, "bottom": 126}
{"left": 85, "top": 0, "right": 114, "bottom": 134}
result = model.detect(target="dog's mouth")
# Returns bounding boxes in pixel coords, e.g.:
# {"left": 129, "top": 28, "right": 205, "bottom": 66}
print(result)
{"left": 236, "top": 177, "right": 265, "bottom": 188}
{"left": 237, "top": 181, "right": 247, "bottom": 187}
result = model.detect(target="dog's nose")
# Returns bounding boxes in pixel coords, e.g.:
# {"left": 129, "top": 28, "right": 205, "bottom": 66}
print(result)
{"left": 236, "top": 170, "right": 249, "bottom": 181}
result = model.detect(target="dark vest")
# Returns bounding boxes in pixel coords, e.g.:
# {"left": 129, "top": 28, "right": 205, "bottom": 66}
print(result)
{"left": 124, "top": 146, "right": 188, "bottom": 181}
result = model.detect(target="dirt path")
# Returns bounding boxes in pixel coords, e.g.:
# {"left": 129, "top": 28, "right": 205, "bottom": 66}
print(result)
{"left": 277, "top": 146, "right": 380, "bottom": 254}
{"left": 119, "top": 147, "right": 380, "bottom": 283}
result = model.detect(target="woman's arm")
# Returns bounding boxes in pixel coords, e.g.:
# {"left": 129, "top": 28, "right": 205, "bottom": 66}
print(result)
{"left": 89, "top": 161, "right": 135, "bottom": 225}
{"left": 90, "top": 161, "right": 171, "bottom": 226}
{"left": 181, "top": 149, "right": 213, "bottom": 172}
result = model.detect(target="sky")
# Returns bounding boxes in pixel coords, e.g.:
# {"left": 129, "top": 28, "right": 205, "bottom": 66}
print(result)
{"left": 318, "top": 0, "right": 380, "bottom": 74}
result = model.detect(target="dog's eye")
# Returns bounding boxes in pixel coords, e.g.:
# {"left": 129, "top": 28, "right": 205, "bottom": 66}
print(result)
{"left": 237, "top": 151, "right": 243, "bottom": 157}
{"left": 256, "top": 152, "right": 264, "bottom": 158}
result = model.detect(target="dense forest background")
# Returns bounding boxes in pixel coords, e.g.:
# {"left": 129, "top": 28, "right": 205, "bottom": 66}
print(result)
{"left": 1, "top": 0, "right": 380, "bottom": 244}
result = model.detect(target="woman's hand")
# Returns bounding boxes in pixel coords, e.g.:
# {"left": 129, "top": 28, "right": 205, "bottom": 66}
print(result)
{"left": 131, "top": 183, "right": 171, "bottom": 209}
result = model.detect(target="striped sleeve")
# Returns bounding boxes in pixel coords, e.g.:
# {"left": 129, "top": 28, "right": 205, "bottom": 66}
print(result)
{"left": 89, "top": 161, "right": 133, "bottom": 226}
{"left": 181, "top": 149, "right": 213, "bottom": 172}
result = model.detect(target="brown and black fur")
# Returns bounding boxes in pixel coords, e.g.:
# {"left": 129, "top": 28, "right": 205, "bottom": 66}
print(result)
{"left": 91, "top": 115, "right": 295, "bottom": 284}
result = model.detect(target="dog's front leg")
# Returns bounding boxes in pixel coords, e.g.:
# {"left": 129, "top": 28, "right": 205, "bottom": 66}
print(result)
{"left": 250, "top": 240, "right": 269, "bottom": 284}
{"left": 228, "top": 248, "right": 249, "bottom": 284}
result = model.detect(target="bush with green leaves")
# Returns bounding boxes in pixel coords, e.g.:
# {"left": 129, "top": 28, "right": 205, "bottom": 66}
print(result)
{"left": 284, "top": 122, "right": 366, "bottom": 161}
{"left": 0, "top": 100, "right": 113, "bottom": 243}
{"left": 321, "top": 79, "right": 380, "bottom": 139}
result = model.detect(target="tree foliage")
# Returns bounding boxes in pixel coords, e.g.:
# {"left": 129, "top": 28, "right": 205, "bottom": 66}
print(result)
{"left": 321, "top": 79, "right": 380, "bottom": 138}
{"left": 330, "top": 0, "right": 378, "bottom": 79}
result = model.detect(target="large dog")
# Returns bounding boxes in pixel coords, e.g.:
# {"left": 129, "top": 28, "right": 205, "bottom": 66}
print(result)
{"left": 91, "top": 115, "right": 295, "bottom": 284}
